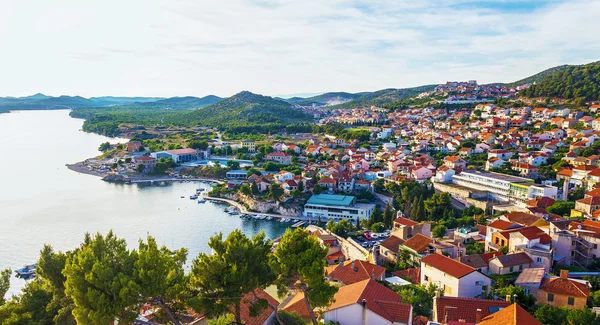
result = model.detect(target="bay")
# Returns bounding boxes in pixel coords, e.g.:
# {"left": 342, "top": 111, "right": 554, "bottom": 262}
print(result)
{"left": 0, "top": 110, "right": 288, "bottom": 297}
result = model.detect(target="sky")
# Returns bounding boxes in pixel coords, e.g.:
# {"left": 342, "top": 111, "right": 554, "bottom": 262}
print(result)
{"left": 0, "top": 0, "right": 599, "bottom": 98}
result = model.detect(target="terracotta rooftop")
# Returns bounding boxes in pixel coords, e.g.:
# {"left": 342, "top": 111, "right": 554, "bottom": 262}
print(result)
{"left": 478, "top": 303, "right": 541, "bottom": 325}
{"left": 236, "top": 289, "right": 278, "bottom": 325}
{"left": 539, "top": 277, "right": 590, "bottom": 298}
{"left": 488, "top": 219, "right": 520, "bottom": 230}
{"left": 280, "top": 291, "right": 311, "bottom": 319}
{"left": 394, "top": 216, "right": 419, "bottom": 227}
{"left": 504, "top": 212, "right": 542, "bottom": 226}
{"left": 421, "top": 253, "right": 478, "bottom": 279}
{"left": 380, "top": 235, "right": 405, "bottom": 254}
{"left": 324, "top": 279, "right": 412, "bottom": 323}
{"left": 403, "top": 233, "right": 433, "bottom": 252}
{"left": 435, "top": 296, "right": 510, "bottom": 324}
{"left": 491, "top": 252, "right": 533, "bottom": 268}
{"left": 392, "top": 268, "right": 420, "bottom": 284}
{"left": 325, "top": 260, "right": 386, "bottom": 285}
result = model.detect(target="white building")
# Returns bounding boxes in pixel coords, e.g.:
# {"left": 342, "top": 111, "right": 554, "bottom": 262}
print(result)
{"left": 150, "top": 148, "right": 198, "bottom": 163}
{"left": 303, "top": 194, "right": 375, "bottom": 221}
{"left": 421, "top": 253, "right": 491, "bottom": 298}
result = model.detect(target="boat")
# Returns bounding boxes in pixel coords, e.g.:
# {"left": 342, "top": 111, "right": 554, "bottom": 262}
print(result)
{"left": 292, "top": 219, "right": 299, "bottom": 223}
{"left": 180, "top": 196, "right": 185, "bottom": 198}
{"left": 197, "top": 198, "right": 206, "bottom": 203}
{"left": 266, "top": 216, "right": 273, "bottom": 221}
{"left": 190, "top": 195, "right": 198, "bottom": 200}
{"left": 196, "top": 188, "right": 205, "bottom": 192}
{"left": 15, "top": 264, "right": 36, "bottom": 277}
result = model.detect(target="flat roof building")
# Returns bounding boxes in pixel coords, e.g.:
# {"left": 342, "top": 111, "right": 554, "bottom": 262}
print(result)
{"left": 304, "top": 194, "right": 375, "bottom": 222}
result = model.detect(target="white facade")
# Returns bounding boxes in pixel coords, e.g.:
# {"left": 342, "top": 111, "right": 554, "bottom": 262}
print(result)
{"left": 323, "top": 304, "right": 411, "bottom": 325}
{"left": 421, "top": 263, "right": 491, "bottom": 298}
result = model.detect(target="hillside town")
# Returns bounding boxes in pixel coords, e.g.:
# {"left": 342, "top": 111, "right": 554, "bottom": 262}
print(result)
{"left": 67, "top": 81, "right": 600, "bottom": 324}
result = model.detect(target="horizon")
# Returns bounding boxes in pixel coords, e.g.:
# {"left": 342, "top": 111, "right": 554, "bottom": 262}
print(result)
{"left": 1, "top": 1, "right": 599, "bottom": 98}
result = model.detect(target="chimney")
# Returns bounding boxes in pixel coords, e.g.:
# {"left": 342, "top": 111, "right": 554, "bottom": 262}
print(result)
{"left": 352, "top": 260, "right": 356, "bottom": 271}
{"left": 475, "top": 309, "right": 483, "bottom": 323}
{"left": 362, "top": 299, "right": 367, "bottom": 325}
{"left": 435, "top": 290, "right": 441, "bottom": 298}
{"left": 560, "top": 269, "right": 569, "bottom": 279}
{"left": 371, "top": 269, "right": 376, "bottom": 280}
{"left": 505, "top": 294, "right": 511, "bottom": 302}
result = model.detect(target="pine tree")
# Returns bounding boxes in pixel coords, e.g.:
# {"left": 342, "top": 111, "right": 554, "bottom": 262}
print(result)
{"left": 383, "top": 204, "right": 394, "bottom": 228}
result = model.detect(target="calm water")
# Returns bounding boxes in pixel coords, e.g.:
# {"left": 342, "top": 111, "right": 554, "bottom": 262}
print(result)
{"left": 0, "top": 110, "right": 288, "bottom": 297}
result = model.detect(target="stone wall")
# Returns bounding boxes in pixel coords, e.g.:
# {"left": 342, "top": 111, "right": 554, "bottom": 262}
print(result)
{"left": 224, "top": 193, "right": 300, "bottom": 216}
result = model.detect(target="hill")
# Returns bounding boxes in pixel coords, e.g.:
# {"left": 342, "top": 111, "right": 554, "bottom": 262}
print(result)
{"left": 183, "top": 91, "right": 312, "bottom": 127}
{"left": 89, "top": 96, "right": 164, "bottom": 106}
{"left": 520, "top": 61, "right": 600, "bottom": 103}
{"left": 504, "top": 64, "right": 573, "bottom": 87}
{"left": 147, "top": 95, "right": 223, "bottom": 108}
{"left": 283, "top": 92, "right": 362, "bottom": 106}
{"left": 0, "top": 95, "right": 98, "bottom": 110}
{"left": 328, "top": 85, "right": 437, "bottom": 109}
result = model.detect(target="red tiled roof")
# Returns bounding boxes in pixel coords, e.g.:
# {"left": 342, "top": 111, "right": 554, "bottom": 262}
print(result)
{"left": 491, "top": 252, "right": 533, "bottom": 267}
{"left": 394, "top": 216, "right": 419, "bottom": 227}
{"left": 380, "top": 235, "right": 405, "bottom": 254}
{"left": 504, "top": 212, "right": 542, "bottom": 226}
{"left": 403, "top": 233, "right": 433, "bottom": 252}
{"left": 539, "top": 277, "right": 590, "bottom": 298}
{"left": 488, "top": 219, "right": 519, "bottom": 230}
{"left": 325, "top": 279, "right": 412, "bottom": 323}
{"left": 478, "top": 303, "right": 541, "bottom": 325}
{"left": 392, "top": 268, "right": 420, "bottom": 284}
{"left": 421, "top": 253, "right": 477, "bottom": 279}
{"left": 435, "top": 296, "right": 510, "bottom": 324}
{"left": 326, "top": 260, "right": 386, "bottom": 285}
{"left": 236, "top": 289, "right": 278, "bottom": 325}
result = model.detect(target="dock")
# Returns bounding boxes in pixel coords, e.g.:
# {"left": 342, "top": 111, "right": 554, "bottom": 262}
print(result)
{"left": 291, "top": 221, "right": 306, "bottom": 228}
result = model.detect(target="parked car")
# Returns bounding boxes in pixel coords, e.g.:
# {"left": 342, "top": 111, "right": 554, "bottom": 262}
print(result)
{"left": 364, "top": 232, "right": 373, "bottom": 240}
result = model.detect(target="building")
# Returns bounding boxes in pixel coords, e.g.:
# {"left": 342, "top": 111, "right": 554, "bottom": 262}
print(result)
{"left": 448, "top": 171, "right": 558, "bottom": 204}
{"left": 133, "top": 155, "right": 157, "bottom": 172}
{"left": 391, "top": 216, "right": 431, "bottom": 240}
{"left": 150, "top": 148, "right": 198, "bottom": 163}
{"left": 477, "top": 303, "right": 542, "bottom": 325}
{"left": 265, "top": 152, "right": 292, "bottom": 165}
{"left": 303, "top": 194, "right": 375, "bottom": 222}
{"left": 240, "top": 140, "right": 256, "bottom": 152}
{"left": 379, "top": 235, "right": 406, "bottom": 264}
{"left": 226, "top": 169, "right": 248, "bottom": 180}
{"left": 488, "top": 252, "right": 533, "bottom": 275}
{"left": 431, "top": 295, "right": 510, "bottom": 324}
{"left": 325, "top": 260, "right": 386, "bottom": 285}
{"left": 420, "top": 253, "right": 491, "bottom": 298}
{"left": 515, "top": 267, "right": 546, "bottom": 297}
{"left": 322, "top": 279, "right": 413, "bottom": 325}
{"left": 536, "top": 270, "right": 590, "bottom": 310}
{"left": 127, "top": 140, "right": 142, "bottom": 152}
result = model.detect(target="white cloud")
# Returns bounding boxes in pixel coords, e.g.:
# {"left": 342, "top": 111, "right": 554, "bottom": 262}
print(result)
{"left": 0, "top": 0, "right": 598, "bottom": 97}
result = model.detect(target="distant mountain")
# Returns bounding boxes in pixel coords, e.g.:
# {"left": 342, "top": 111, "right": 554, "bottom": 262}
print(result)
{"left": 520, "top": 61, "right": 600, "bottom": 102}
{"left": 0, "top": 95, "right": 98, "bottom": 110}
{"left": 283, "top": 92, "right": 362, "bottom": 106}
{"left": 21, "top": 93, "right": 52, "bottom": 100}
{"left": 147, "top": 95, "right": 223, "bottom": 108}
{"left": 504, "top": 64, "right": 573, "bottom": 87}
{"left": 183, "top": 91, "right": 312, "bottom": 126}
{"left": 327, "top": 85, "right": 437, "bottom": 109}
{"left": 89, "top": 96, "right": 164, "bottom": 106}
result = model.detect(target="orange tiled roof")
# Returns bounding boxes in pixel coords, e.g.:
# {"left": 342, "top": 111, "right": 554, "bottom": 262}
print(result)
{"left": 434, "top": 296, "right": 510, "bottom": 324}
{"left": 380, "top": 235, "right": 405, "bottom": 254}
{"left": 478, "top": 303, "right": 541, "bottom": 325}
{"left": 394, "top": 216, "right": 419, "bottom": 227}
{"left": 488, "top": 219, "right": 519, "bottom": 230}
{"left": 421, "top": 253, "right": 477, "bottom": 279}
{"left": 403, "top": 233, "right": 433, "bottom": 252}
{"left": 539, "top": 277, "right": 590, "bottom": 298}
{"left": 326, "top": 260, "right": 386, "bottom": 285}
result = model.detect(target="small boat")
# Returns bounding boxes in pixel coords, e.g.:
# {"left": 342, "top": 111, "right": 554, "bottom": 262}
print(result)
{"left": 180, "top": 196, "right": 185, "bottom": 198}
{"left": 266, "top": 216, "right": 273, "bottom": 221}
{"left": 196, "top": 188, "right": 205, "bottom": 192}
{"left": 197, "top": 198, "right": 206, "bottom": 203}
{"left": 15, "top": 264, "right": 36, "bottom": 277}
{"left": 190, "top": 195, "right": 198, "bottom": 200}
{"left": 292, "top": 219, "right": 299, "bottom": 223}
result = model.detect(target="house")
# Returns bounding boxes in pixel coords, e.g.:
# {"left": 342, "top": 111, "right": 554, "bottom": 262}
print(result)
{"left": 458, "top": 251, "right": 503, "bottom": 274}
{"left": 127, "top": 140, "right": 142, "bottom": 152}
{"left": 322, "top": 279, "right": 413, "bottom": 325}
{"left": 265, "top": 152, "right": 292, "bottom": 165}
{"left": 240, "top": 139, "right": 256, "bottom": 152}
{"left": 485, "top": 158, "right": 505, "bottom": 170}
{"left": 420, "top": 253, "right": 491, "bottom": 298}
{"left": 458, "top": 147, "right": 473, "bottom": 156}
{"left": 573, "top": 196, "right": 600, "bottom": 217}
{"left": 477, "top": 303, "right": 541, "bottom": 325}
{"left": 151, "top": 148, "right": 198, "bottom": 163}
{"left": 510, "top": 161, "right": 540, "bottom": 179}
{"left": 401, "top": 233, "right": 434, "bottom": 265}
{"left": 317, "top": 177, "right": 337, "bottom": 192}
{"left": 488, "top": 149, "right": 513, "bottom": 160}
{"left": 431, "top": 295, "right": 510, "bottom": 324}
{"left": 392, "top": 216, "right": 431, "bottom": 240}
{"left": 275, "top": 170, "right": 294, "bottom": 183}
{"left": 379, "top": 235, "right": 406, "bottom": 264}
{"left": 488, "top": 252, "right": 533, "bottom": 275}
{"left": 444, "top": 156, "right": 466, "bottom": 169}
{"left": 325, "top": 260, "right": 386, "bottom": 285}
{"left": 192, "top": 288, "right": 278, "bottom": 325}
{"left": 133, "top": 155, "right": 157, "bottom": 172}
{"left": 515, "top": 267, "right": 546, "bottom": 297}
{"left": 537, "top": 270, "right": 590, "bottom": 310}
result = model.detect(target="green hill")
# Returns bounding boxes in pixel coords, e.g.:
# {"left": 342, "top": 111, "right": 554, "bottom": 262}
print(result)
{"left": 183, "top": 91, "right": 312, "bottom": 127}
{"left": 328, "top": 85, "right": 436, "bottom": 109}
{"left": 504, "top": 64, "right": 573, "bottom": 87}
{"left": 284, "top": 92, "right": 362, "bottom": 106}
{"left": 520, "top": 61, "right": 600, "bottom": 102}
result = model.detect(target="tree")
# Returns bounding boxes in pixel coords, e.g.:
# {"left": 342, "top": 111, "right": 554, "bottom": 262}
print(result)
{"left": 424, "top": 193, "right": 453, "bottom": 221}
{"left": 383, "top": 204, "right": 394, "bottom": 228}
{"left": 63, "top": 231, "right": 140, "bottom": 325}
{"left": 567, "top": 308, "right": 600, "bottom": 324}
{"left": 317, "top": 216, "right": 322, "bottom": 228}
{"left": 326, "top": 219, "right": 353, "bottom": 237}
{"left": 370, "top": 222, "right": 386, "bottom": 233}
{"left": 533, "top": 304, "right": 568, "bottom": 325}
{"left": 132, "top": 236, "right": 188, "bottom": 325}
{"left": 240, "top": 184, "right": 251, "bottom": 196}
{"left": 465, "top": 242, "right": 484, "bottom": 255}
{"left": 0, "top": 269, "right": 10, "bottom": 305}
{"left": 270, "top": 228, "right": 337, "bottom": 325}
{"left": 395, "top": 284, "right": 438, "bottom": 317}
{"left": 207, "top": 314, "right": 235, "bottom": 325}
{"left": 432, "top": 225, "right": 446, "bottom": 238}
{"left": 297, "top": 180, "right": 304, "bottom": 192}
{"left": 499, "top": 246, "right": 509, "bottom": 254}
{"left": 98, "top": 142, "right": 111, "bottom": 152}
{"left": 570, "top": 186, "right": 586, "bottom": 201}
{"left": 189, "top": 230, "right": 274, "bottom": 324}
{"left": 251, "top": 182, "right": 259, "bottom": 195}
{"left": 546, "top": 200, "right": 575, "bottom": 216}
{"left": 275, "top": 310, "right": 306, "bottom": 325}
{"left": 269, "top": 183, "right": 284, "bottom": 201}
{"left": 136, "top": 164, "right": 146, "bottom": 173}
{"left": 188, "top": 140, "right": 209, "bottom": 150}
{"left": 494, "top": 285, "right": 535, "bottom": 311}
{"left": 369, "top": 205, "right": 383, "bottom": 226}
{"left": 226, "top": 160, "right": 240, "bottom": 170}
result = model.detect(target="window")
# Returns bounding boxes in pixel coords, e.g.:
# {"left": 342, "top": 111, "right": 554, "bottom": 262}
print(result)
{"left": 475, "top": 281, "right": 483, "bottom": 286}
{"left": 510, "top": 266, "right": 514, "bottom": 272}
{"left": 519, "top": 265, "right": 523, "bottom": 271}
{"left": 424, "top": 275, "right": 429, "bottom": 282}
{"left": 536, "top": 257, "right": 543, "bottom": 263}
{"left": 594, "top": 244, "right": 598, "bottom": 249}
{"left": 568, "top": 297, "right": 575, "bottom": 305}
{"left": 548, "top": 293, "right": 554, "bottom": 302}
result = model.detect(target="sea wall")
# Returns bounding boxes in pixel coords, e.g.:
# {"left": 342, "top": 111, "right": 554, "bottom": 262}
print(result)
{"left": 223, "top": 193, "right": 300, "bottom": 216}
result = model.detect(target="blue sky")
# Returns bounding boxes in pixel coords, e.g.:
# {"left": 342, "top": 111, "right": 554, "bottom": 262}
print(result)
{"left": 0, "top": 0, "right": 598, "bottom": 98}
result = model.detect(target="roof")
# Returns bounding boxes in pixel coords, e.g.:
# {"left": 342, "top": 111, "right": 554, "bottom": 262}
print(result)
{"left": 236, "top": 289, "right": 278, "bottom": 325}
{"left": 539, "top": 277, "right": 590, "bottom": 298}
{"left": 434, "top": 296, "right": 510, "bottom": 324}
{"left": 306, "top": 194, "right": 354, "bottom": 206}
{"left": 515, "top": 268, "right": 545, "bottom": 285}
{"left": 394, "top": 216, "right": 418, "bottom": 227}
{"left": 421, "top": 253, "right": 478, "bottom": 279}
{"left": 488, "top": 219, "right": 520, "bottom": 230}
{"left": 392, "top": 268, "right": 420, "bottom": 284}
{"left": 459, "top": 251, "right": 502, "bottom": 269}
{"left": 380, "top": 235, "right": 405, "bottom": 254}
{"left": 325, "top": 260, "right": 386, "bottom": 285}
{"left": 165, "top": 148, "right": 197, "bottom": 155}
{"left": 403, "top": 233, "right": 433, "bottom": 253}
{"left": 491, "top": 252, "right": 533, "bottom": 267}
{"left": 504, "top": 212, "right": 542, "bottom": 226}
{"left": 280, "top": 292, "right": 311, "bottom": 319}
{"left": 478, "top": 303, "right": 541, "bottom": 325}
{"left": 524, "top": 197, "right": 555, "bottom": 208}
{"left": 324, "top": 279, "right": 412, "bottom": 324}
